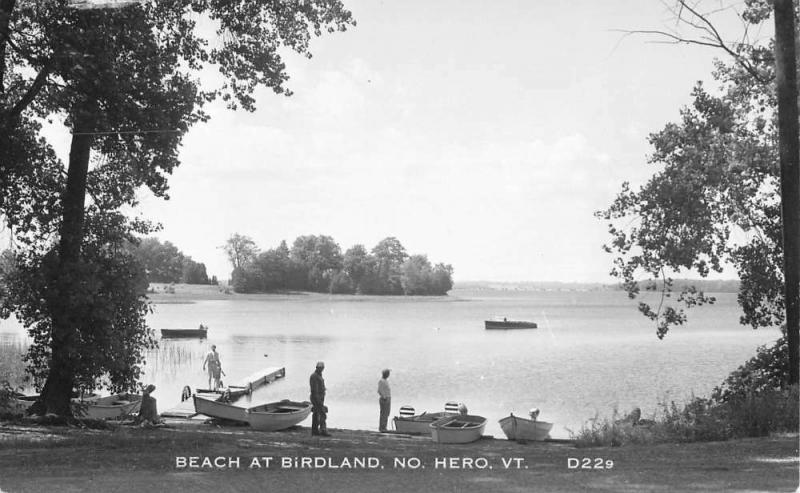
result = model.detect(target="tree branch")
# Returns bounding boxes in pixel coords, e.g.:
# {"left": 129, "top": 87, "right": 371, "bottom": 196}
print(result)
{"left": 6, "top": 62, "right": 50, "bottom": 123}
{"left": 614, "top": 0, "right": 771, "bottom": 86}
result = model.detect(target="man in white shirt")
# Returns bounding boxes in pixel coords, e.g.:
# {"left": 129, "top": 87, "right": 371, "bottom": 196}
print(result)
{"left": 377, "top": 368, "right": 391, "bottom": 432}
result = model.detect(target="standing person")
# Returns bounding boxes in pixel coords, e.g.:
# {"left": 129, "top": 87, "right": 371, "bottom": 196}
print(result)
{"left": 309, "top": 361, "right": 330, "bottom": 436}
{"left": 202, "top": 345, "right": 222, "bottom": 390}
{"left": 378, "top": 368, "right": 391, "bottom": 432}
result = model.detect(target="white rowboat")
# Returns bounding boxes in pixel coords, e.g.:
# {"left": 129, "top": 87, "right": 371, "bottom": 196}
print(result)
{"left": 498, "top": 414, "right": 553, "bottom": 441}
{"left": 74, "top": 393, "right": 142, "bottom": 420}
{"left": 246, "top": 400, "right": 312, "bottom": 431}
{"left": 193, "top": 394, "right": 249, "bottom": 423}
{"left": 429, "top": 414, "right": 486, "bottom": 444}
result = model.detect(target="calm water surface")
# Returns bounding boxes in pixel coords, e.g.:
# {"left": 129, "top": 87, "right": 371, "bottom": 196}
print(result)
{"left": 0, "top": 288, "right": 779, "bottom": 438}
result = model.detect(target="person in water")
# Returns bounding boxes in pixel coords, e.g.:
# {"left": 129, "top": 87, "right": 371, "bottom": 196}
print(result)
{"left": 202, "top": 344, "right": 222, "bottom": 390}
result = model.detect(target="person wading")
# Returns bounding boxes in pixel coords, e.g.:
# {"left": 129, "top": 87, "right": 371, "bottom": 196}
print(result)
{"left": 378, "top": 368, "right": 391, "bottom": 432}
{"left": 310, "top": 361, "right": 330, "bottom": 436}
{"left": 202, "top": 345, "right": 222, "bottom": 390}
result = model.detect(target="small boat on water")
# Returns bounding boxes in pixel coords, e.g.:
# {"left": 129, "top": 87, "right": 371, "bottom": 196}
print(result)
{"left": 429, "top": 414, "right": 487, "bottom": 444}
{"left": 485, "top": 318, "right": 537, "bottom": 330}
{"left": 73, "top": 393, "right": 143, "bottom": 420}
{"left": 246, "top": 400, "right": 312, "bottom": 431}
{"left": 161, "top": 324, "right": 209, "bottom": 338}
{"left": 499, "top": 413, "right": 553, "bottom": 441}
{"left": 193, "top": 393, "right": 249, "bottom": 423}
{"left": 393, "top": 402, "right": 462, "bottom": 435}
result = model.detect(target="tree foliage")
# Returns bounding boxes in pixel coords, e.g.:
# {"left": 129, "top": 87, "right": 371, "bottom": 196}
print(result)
{"left": 0, "top": 0, "right": 354, "bottom": 415}
{"left": 128, "top": 237, "right": 209, "bottom": 284}
{"left": 597, "top": 2, "right": 794, "bottom": 340}
{"left": 227, "top": 234, "right": 454, "bottom": 296}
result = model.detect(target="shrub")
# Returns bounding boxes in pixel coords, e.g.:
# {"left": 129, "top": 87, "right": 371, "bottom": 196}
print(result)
{"left": 712, "top": 336, "right": 789, "bottom": 402}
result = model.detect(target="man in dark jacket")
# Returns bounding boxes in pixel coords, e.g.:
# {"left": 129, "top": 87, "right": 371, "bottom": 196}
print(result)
{"left": 310, "top": 361, "right": 330, "bottom": 436}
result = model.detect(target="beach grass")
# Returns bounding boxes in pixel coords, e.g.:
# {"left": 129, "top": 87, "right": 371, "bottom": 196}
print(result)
{"left": 570, "top": 386, "right": 799, "bottom": 447}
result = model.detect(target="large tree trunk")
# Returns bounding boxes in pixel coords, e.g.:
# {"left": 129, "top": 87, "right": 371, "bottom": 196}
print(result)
{"left": 774, "top": 0, "right": 800, "bottom": 386}
{"left": 39, "top": 112, "right": 94, "bottom": 416}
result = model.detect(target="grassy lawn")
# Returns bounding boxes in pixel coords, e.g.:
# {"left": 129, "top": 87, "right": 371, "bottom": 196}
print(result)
{"left": 0, "top": 422, "right": 797, "bottom": 492}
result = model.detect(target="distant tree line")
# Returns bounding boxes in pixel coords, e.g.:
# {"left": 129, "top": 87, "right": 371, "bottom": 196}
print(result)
{"left": 618, "top": 279, "right": 741, "bottom": 294}
{"left": 224, "top": 234, "right": 454, "bottom": 295}
{"left": 126, "top": 238, "right": 213, "bottom": 285}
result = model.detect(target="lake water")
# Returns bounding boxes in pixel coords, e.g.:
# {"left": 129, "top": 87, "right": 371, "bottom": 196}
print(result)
{"left": 0, "top": 288, "right": 780, "bottom": 439}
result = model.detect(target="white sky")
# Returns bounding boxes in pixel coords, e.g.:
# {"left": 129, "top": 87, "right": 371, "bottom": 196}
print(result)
{"left": 45, "top": 1, "right": 772, "bottom": 283}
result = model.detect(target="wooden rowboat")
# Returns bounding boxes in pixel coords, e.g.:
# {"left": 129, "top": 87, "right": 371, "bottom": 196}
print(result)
{"left": 246, "top": 400, "right": 312, "bottom": 431}
{"left": 393, "top": 402, "right": 462, "bottom": 435}
{"left": 161, "top": 325, "right": 208, "bottom": 338}
{"left": 0, "top": 394, "right": 39, "bottom": 416}
{"left": 394, "top": 412, "right": 451, "bottom": 434}
{"left": 485, "top": 319, "right": 537, "bottom": 330}
{"left": 499, "top": 413, "right": 553, "bottom": 441}
{"left": 3, "top": 392, "right": 141, "bottom": 420}
{"left": 73, "top": 393, "right": 143, "bottom": 419}
{"left": 194, "top": 387, "right": 250, "bottom": 401}
{"left": 193, "top": 394, "right": 249, "bottom": 423}
{"left": 429, "top": 414, "right": 487, "bottom": 444}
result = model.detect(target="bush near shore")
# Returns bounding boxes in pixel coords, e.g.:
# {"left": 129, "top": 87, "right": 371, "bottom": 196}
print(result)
{"left": 570, "top": 386, "right": 799, "bottom": 447}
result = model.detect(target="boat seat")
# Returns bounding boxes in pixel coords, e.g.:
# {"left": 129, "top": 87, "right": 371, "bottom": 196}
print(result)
{"left": 399, "top": 405, "right": 415, "bottom": 417}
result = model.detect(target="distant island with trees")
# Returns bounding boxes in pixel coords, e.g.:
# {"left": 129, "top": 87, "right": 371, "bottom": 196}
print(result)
{"left": 224, "top": 234, "right": 454, "bottom": 296}
{"left": 125, "top": 238, "right": 215, "bottom": 286}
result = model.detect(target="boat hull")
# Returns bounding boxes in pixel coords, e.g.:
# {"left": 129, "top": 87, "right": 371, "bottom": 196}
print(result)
{"left": 498, "top": 415, "right": 553, "bottom": 441}
{"left": 161, "top": 328, "right": 207, "bottom": 338}
{"left": 429, "top": 415, "right": 486, "bottom": 444}
{"left": 246, "top": 400, "right": 312, "bottom": 431}
{"left": 73, "top": 394, "right": 143, "bottom": 420}
{"left": 194, "top": 387, "right": 250, "bottom": 401}
{"left": 1, "top": 394, "right": 38, "bottom": 416}
{"left": 193, "top": 394, "right": 248, "bottom": 423}
{"left": 393, "top": 412, "right": 450, "bottom": 435}
{"left": 485, "top": 320, "right": 537, "bottom": 330}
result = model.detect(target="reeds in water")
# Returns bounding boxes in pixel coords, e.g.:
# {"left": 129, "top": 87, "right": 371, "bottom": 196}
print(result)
{"left": 0, "top": 340, "right": 29, "bottom": 389}
{"left": 143, "top": 343, "right": 202, "bottom": 378}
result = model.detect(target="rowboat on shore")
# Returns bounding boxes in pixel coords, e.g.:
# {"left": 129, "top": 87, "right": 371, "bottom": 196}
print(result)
{"left": 1, "top": 394, "right": 39, "bottom": 416}
{"left": 429, "top": 414, "right": 487, "bottom": 444}
{"left": 394, "top": 411, "right": 451, "bottom": 434}
{"left": 393, "top": 402, "right": 462, "bottom": 435}
{"left": 484, "top": 319, "right": 537, "bottom": 330}
{"left": 498, "top": 413, "right": 553, "bottom": 441}
{"left": 194, "top": 386, "right": 250, "bottom": 401}
{"left": 161, "top": 324, "right": 208, "bottom": 338}
{"left": 73, "top": 393, "right": 143, "bottom": 420}
{"left": 246, "top": 400, "right": 312, "bottom": 431}
{"left": 193, "top": 394, "right": 249, "bottom": 423}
